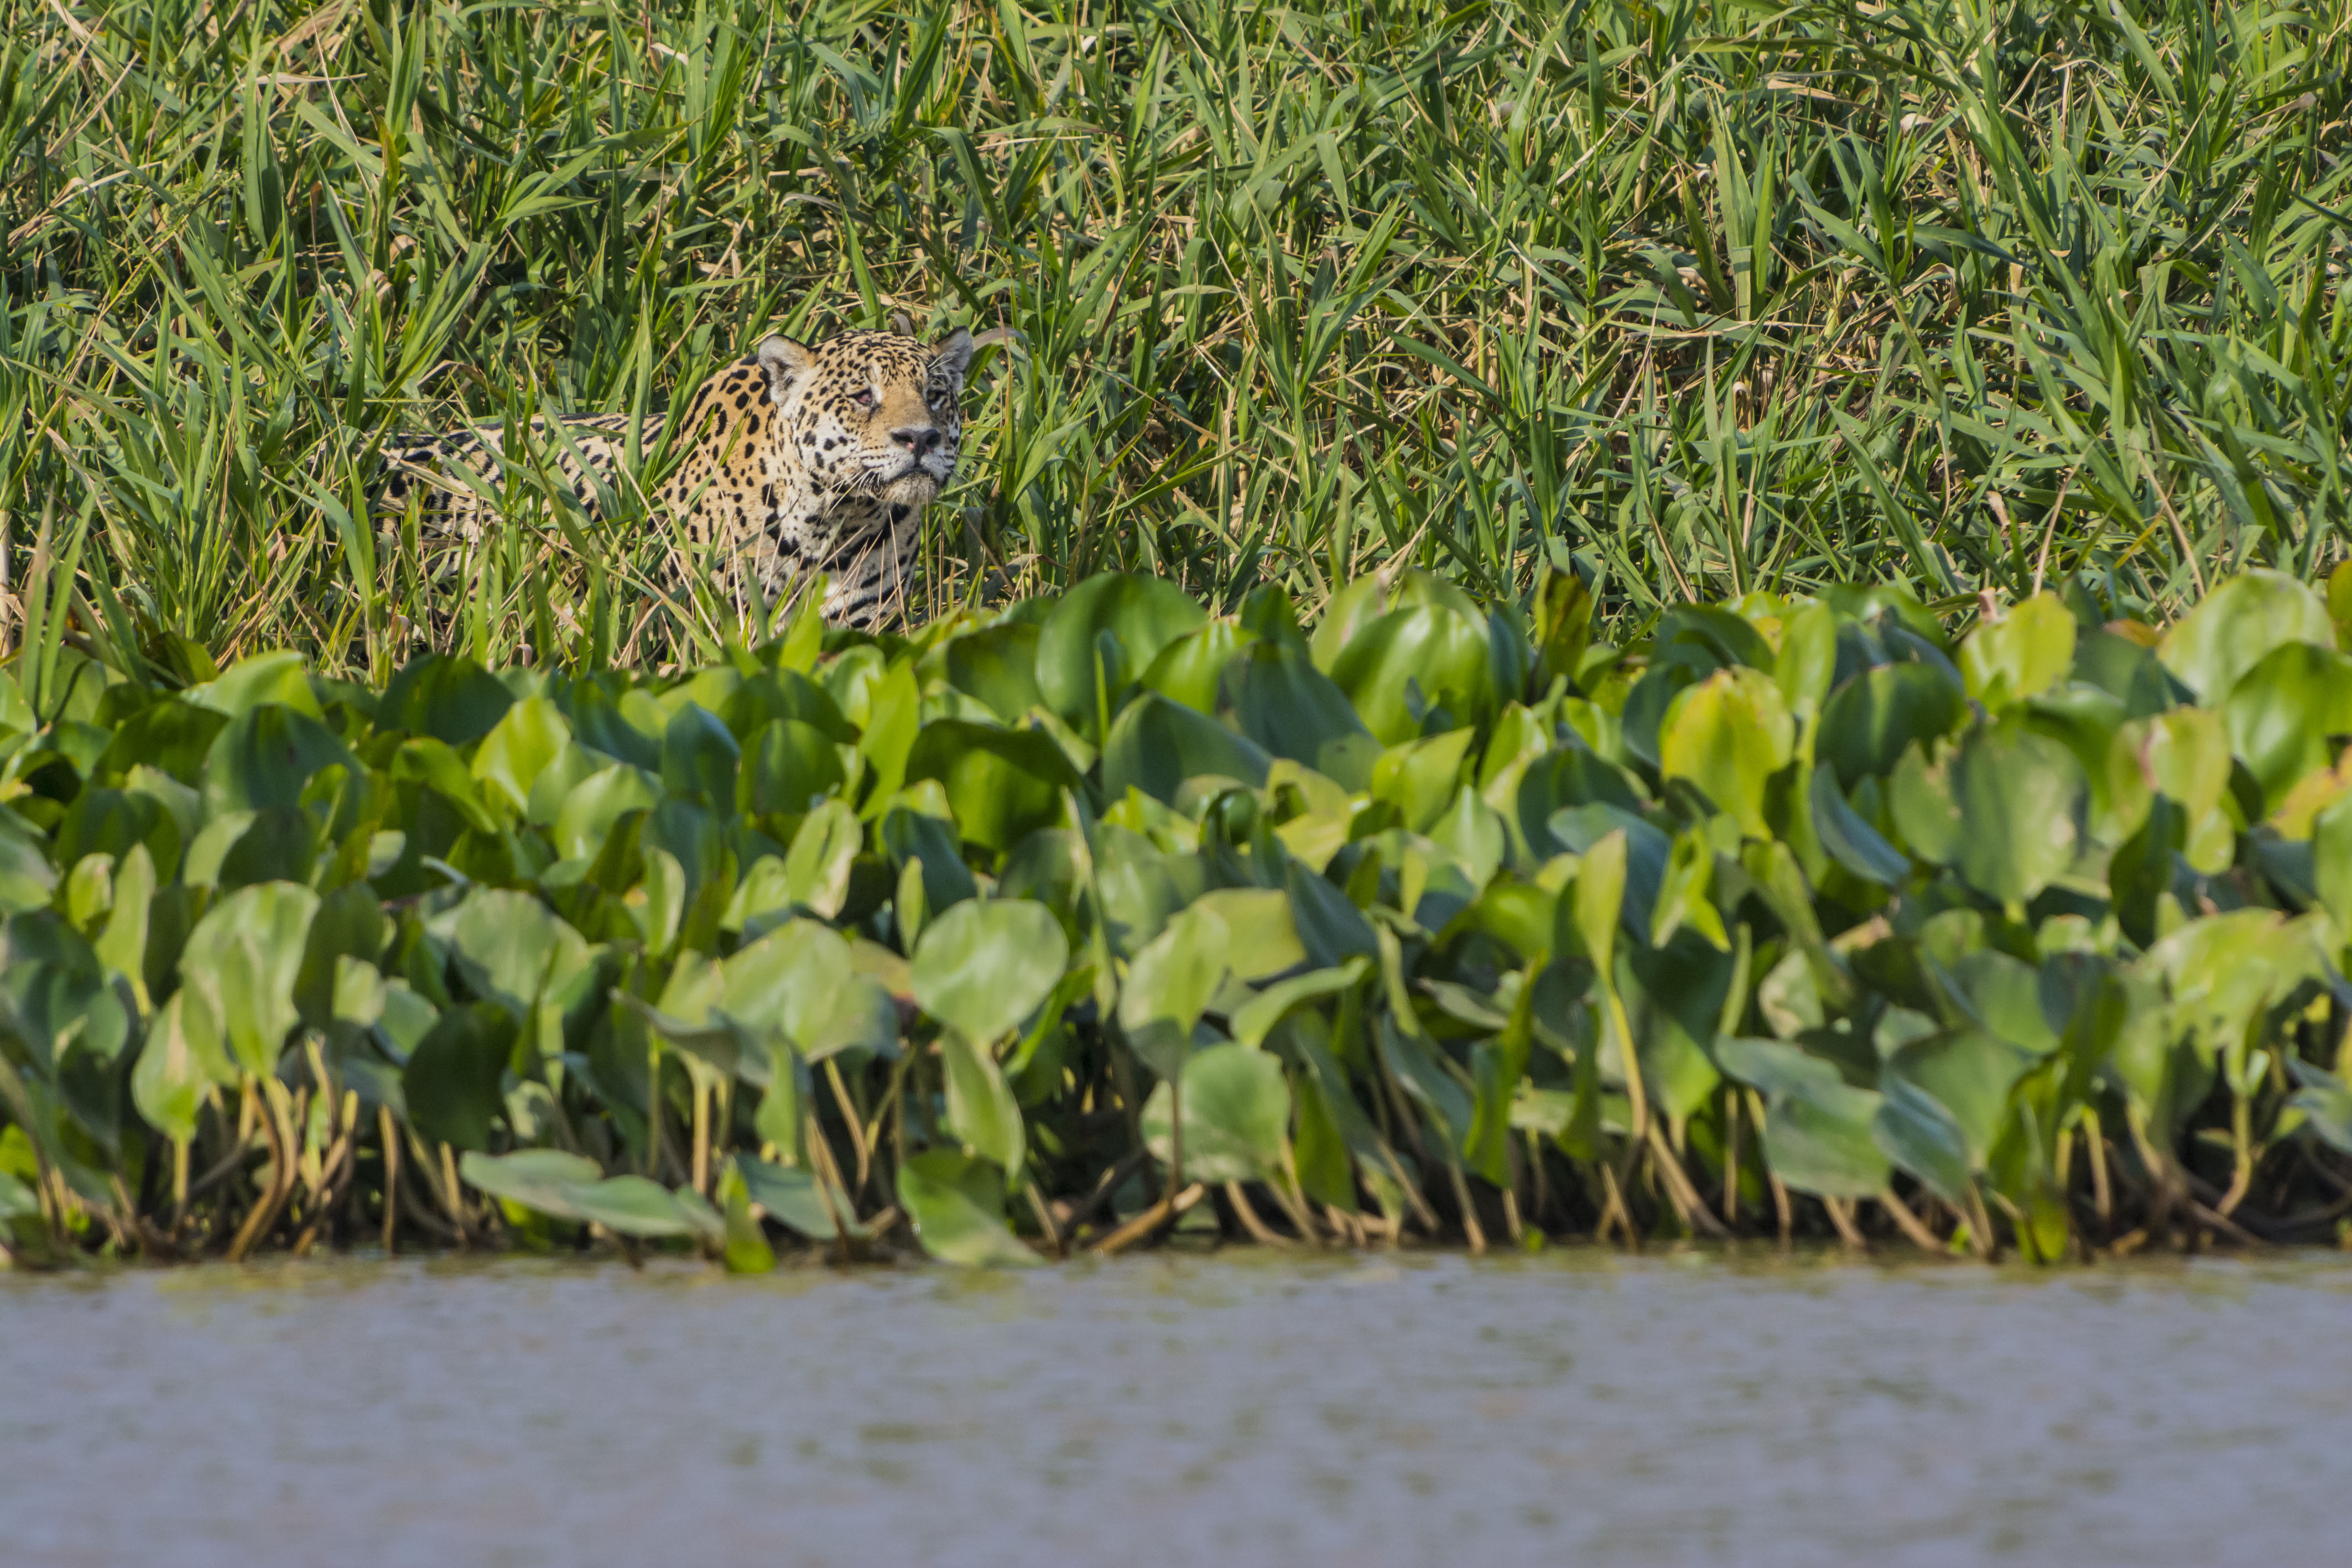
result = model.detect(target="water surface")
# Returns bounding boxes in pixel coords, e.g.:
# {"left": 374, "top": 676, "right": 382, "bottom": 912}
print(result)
{"left": 6, "top": 1248, "right": 2346, "bottom": 1567}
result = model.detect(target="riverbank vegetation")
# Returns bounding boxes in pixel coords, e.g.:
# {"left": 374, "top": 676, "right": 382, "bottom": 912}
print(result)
{"left": 1, "top": 0, "right": 2348, "bottom": 675}
{"left": 3, "top": 562, "right": 2351, "bottom": 1269}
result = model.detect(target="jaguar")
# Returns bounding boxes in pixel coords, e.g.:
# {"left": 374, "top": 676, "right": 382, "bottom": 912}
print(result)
{"left": 376, "top": 324, "right": 974, "bottom": 629}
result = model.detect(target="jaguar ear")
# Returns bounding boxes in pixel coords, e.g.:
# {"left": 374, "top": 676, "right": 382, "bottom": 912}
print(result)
{"left": 929, "top": 327, "right": 974, "bottom": 386}
{"left": 757, "top": 335, "right": 815, "bottom": 401}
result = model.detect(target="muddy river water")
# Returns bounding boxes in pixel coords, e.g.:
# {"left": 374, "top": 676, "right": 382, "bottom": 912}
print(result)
{"left": 5, "top": 1248, "right": 2346, "bottom": 1567}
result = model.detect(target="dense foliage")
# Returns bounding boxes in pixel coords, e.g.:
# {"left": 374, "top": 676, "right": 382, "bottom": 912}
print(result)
{"left": 1, "top": 0, "right": 2348, "bottom": 673}
{"left": 4, "top": 562, "right": 2352, "bottom": 1269}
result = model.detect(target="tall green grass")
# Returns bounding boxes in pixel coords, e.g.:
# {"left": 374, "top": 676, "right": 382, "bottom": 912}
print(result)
{"left": 1, "top": 0, "right": 2346, "bottom": 678}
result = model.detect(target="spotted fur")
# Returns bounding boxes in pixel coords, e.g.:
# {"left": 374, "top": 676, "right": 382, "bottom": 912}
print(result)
{"left": 376, "top": 327, "right": 974, "bottom": 629}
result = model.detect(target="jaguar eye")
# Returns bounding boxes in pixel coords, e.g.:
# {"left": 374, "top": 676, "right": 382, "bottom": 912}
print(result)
{"left": 853, "top": 388, "right": 877, "bottom": 410}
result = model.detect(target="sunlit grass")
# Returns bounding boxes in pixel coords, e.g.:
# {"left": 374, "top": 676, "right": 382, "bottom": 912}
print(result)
{"left": 1, "top": 0, "right": 2347, "bottom": 682}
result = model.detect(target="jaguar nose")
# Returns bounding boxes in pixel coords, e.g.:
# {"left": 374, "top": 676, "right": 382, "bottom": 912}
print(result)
{"left": 891, "top": 425, "right": 941, "bottom": 457}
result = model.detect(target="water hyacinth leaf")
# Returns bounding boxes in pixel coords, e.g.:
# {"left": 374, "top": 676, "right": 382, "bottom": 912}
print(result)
{"left": 775, "top": 799, "right": 862, "bottom": 920}
{"left": 1775, "top": 600, "right": 1839, "bottom": 723}
{"left": 1883, "top": 1029, "right": 2032, "bottom": 1168}
{"left": 1283, "top": 858, "right": 1377, "bottom": 968}
{"left": 1191, "top": 887, "right": 1307, "bottom": 981}
{"left": 1819, "top": 661, "right": 1966, "bottom": 788}
{"left": 1550, "top": 808, "right": 1669, "bottom": 942}
{"left": 431, "top": 888, "right": 594, "bottom": 1030}
{"left": 1330, "top": 603, "right": 1497, "bottom": 744}
{"left": 2285, "top": 1060, "right": 2352, "bottom": 1157}
{"left": 1229, "top": 958, "right": 1371, "bottom": 1048}
{"left": 94, "top": 842, "right": 155, "bottom": 1001}
{"left": 2157, "top": 567, "right": 2338, "bottom": 701}
{"left": 1934, "top": 722, "right": 2086, "bottom": 907}
{"left": 1141, "top": 621, "right": 1255, "bottom": 713}
{"left": 735, "top": 1154, "right": 863, "bottom": 1239}
{"left": 1142, "top": 1043, "right": 1291, "bottom": 1184}
{"left": 2317, "top": 794, "right": 2352, "bottom": 939}
{"left": 1037, "top": 574, "right": 1207, "bottom": 737}
{"left": 935, "top": 621, "right": 1044, "bottom": 722}
{"left": 2220, "top": 642, "right": 2352, "bottom": 809}
{"left": 1117, "top": 902, "right": 1231, "bottom": 1076}
{"left": 896, "top": 1148, "right": 1039, "bottom": 1267}
{"left": 179, "top": 881, "right": 319, "bottom": 1077}
{"left": 879, "top": 802, "right": 978, "bottom": 917}
{"left": 1810, "top": 765, "right": 1910, "bottom": 885}
{"left": 189, "top": 650, "right": 319, "bottom": 719}
{"left": 378, "top": 654, "right": 514, "bottom": 746}
{"left": 1960, "top": 595, "right": 2076, "bottom": 708}
{"left": 1871, "top": 1078, "right": 1975, "bottom": 1207}
{"left": 470, "top": 695, "right": 571, "bottom": 815}
{"left": 941, "top": 1031, "right": 1026, "bottom": 1179}
{"left": 457, "top": 1149, "right": 603, "bottom": 1221}
{"left": 661, "top": 702, "right": 740, "bottom": 805}
{"left": 1101, "top": 692, "right": 1272, "bottom": 804}
{"left": 131, "top": 991, "right": 231, "bottom": 1143}
{"left": 403, "top": 1003, "right": 516, "bottom": 1152}
{"left": 201, "top": 705, "right": 357, "bottom": 815}
{"left": 1649, "top": 830, "right": 1730, "bottom": 950}
{"left": 911, "top": 898, "right": 1070, "bottom": 1045}
{"left": 1371, "top": 727, "right": 1477, "bottom": 834}
{"left": 904, "top": 720, "right": 1078, "bottom": 853}
{"left": 553, "top": 763, "right": 661, "bottom": 861}
{"left": 564, "top": 1175, "right": 724, "bottom": 1242}
{"left": 1658, "top": 665, "right": 1793, "bottom": 838}
{"left": 1222, "top": 640, "right": 1378, "bottom": 790}
{"left": 294, "top": 882, "right": 391, "bottom": 1031}
{"left": 1762, "top": 1080, "right": 1891, "bottom": 1199}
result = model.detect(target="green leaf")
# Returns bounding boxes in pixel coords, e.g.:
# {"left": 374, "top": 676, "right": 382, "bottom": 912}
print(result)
{"left": 2157, "top": 567, "right": 2338, "bottom": 701}
{"left": 1142, "top": 1042, "right": 1292, "bottom": 1184}
{"left": 189, "top": 651, "right": 320, "bottom": 719}
{"left": 742, "top": 717, "right": 848, "bottom": 815}
{"left": 781, "top": 798, "right": 864, "bottom": 921}
{"left": 201, "top": 704, "right": 358, "bottom": 816}
{"left": 1657, "top": 665, "right": 1793, "bottom": 837}
{"left": 1141, "top": 621, "right": 1255, "bottom": 713}
{"left": 934, "top": 621, "right": 1044, "bottom": 723}
{"left": 735, "top": 1153, "right": 863, "bottom": 1239}
{"left": 403, "top": 1003, "right": 516, "bottom": 1152}
{"left": 1882, "top": 1028, "right": 2032, "bottom": 1169}
{"left": 1221, "top": 641, "right": 1378, "bottom": 790}
{"left": 179, "top": 881, "right": 319, "bottom": 1077}
{"left": 1329, "top": 603, "right": 1498, "bottom": 744}
{"left": 131, "top": 990, "right": 232, "bottom": 1143}
{"left": 724, "top": 918, "right": 898, "bottom": 1061}
{"left": 552, "top": 763, "right": 662, "bottom": 861}
{"left": 564, "top": 1174, "right": 724, "bottom": 1241}
{"left": 379, "top": 654, "right": 514, "bottom": 746}
{"left": 1959, "top": 594, "right": 2076, "bottom": 708}
{"left": 1819, "top": 661, "right": 1966, "bottom": 787}
{"left": 1896, "top": 721, "right": 2086, "bottom": 906}
{"left": 294, "top": 882, "right": 391, "bottom": 1032}
{"left": 1116, "top": 902, "right": 1230, "bottom": 1077}
{"left": 1036, "top": 574, "right": 1207, "bottom": 738}
{"left": 661, "top": 701, "right": 741, "bottom": 805}
{"left": 1871, "top": 1074, "right": 1974, "bottom": 1205}
{"left": 1810, "top": 764, "right": 1910, "bottom": 885}
{"left": 2220, "top": 641, "right": 2352, "bottom": 809}
{"left": 1191, "top": 887, "right": 1307, "bottom": 980}
{"left": 941, "top": 1030, "right": 1027, "bottom": 1179}
{"left": 896, "top": 1148, "right": 1039, "bottom": 1267}
{"left": 2286, "top": 1060, "right": 2352, "bottom": 1157}
{"left": 912, "top": 898, "right": 1070, "bottom": 1044}
{"left": 1763, "top": 1080, "right": 1891, "bottom": 1199}
{"left": 1229, "top": 958, "right": 1371, "bottom": 1048}
{"left": 457, "top": 1149, "right": 603, "bottom": 1218}
{"left": 1100, "top": 692, "right": 1271, "bottom": 804}
{"left": 431, "top": 888, "right": 594, "bottom": 1043}
{"left": 904, "top": 720, "right": 1079, "bottom": 853}
{"left": 470, "top": 695, "right": 571, "bottom": 815}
